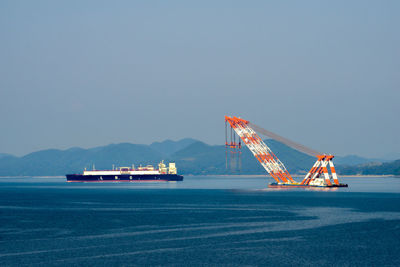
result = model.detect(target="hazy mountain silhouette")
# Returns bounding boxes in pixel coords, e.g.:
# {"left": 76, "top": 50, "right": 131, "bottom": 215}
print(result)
{"left": 334, "top": 155, "right": 387, "bottom": 165}
{"left": 150, "top": 138, "right": 198, "bottom": 155}
{"left": 337, "top": 160, "right": 400, "bottom": 176}
{"left": 0, "top": 139, "right": 397, "bottom": 176}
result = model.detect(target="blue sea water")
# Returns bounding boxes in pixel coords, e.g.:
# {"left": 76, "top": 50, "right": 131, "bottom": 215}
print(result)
{"left": 0, "top": 176, "right": 399, "bottom": 266}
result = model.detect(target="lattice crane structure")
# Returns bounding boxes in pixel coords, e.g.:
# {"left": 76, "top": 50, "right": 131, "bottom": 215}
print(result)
{"left": 225, "top": 116, "right": 348, "bottom": 188}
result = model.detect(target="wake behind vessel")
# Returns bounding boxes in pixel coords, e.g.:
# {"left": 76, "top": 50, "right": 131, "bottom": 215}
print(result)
{"left": 66, "top": 161, "right": 183, "bottom": 182}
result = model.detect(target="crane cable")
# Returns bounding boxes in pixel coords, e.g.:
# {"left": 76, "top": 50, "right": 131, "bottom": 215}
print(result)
{"left": 248, "top": 122, "right": 321, "bottom": 157}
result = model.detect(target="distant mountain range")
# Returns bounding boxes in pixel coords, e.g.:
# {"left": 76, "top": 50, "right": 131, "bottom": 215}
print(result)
{"left": 150, "top": 138, "right": 199, "bottom": 156}
{"left": 336, "top": 160, "right": 400, "bottom": 176}
{"left": 0, "top": 139, "right": 398, "bottom": 176}
{"left": 0, "top": 153, "right": 13, "bottom": 159}
{"left": 334, "top": 155, "right": 389, "bottom": 165}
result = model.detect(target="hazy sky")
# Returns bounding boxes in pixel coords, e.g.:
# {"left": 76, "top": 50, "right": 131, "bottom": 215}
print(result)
{"left": 0, "top": 0, "right": 399, "bottom": 157}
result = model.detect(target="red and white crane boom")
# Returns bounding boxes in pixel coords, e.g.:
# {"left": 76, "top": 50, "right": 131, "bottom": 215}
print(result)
{"left": 225, "top": 116, "right": 347, "bottom": 188}
{"left": 225, "top": 116, "right": 295, "bottom": 184}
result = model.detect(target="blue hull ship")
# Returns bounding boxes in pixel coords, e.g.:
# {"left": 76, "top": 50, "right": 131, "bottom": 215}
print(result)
{"left": 66, "top": 173, "right": 183, "bottom": 182}
{"left": 66, "top": 161, "right": 183, "bottom": 182}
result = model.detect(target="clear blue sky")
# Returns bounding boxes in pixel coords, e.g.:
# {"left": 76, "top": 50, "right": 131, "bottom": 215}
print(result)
{"left": 0, "top": 0, "right": 399, "bottom": 158}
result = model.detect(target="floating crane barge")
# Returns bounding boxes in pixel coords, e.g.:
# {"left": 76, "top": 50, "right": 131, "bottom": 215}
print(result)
{"left": 225, "top": 116, "right": 348, "bottom": 188}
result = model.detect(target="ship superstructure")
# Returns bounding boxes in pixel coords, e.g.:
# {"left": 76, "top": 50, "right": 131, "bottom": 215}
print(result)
{"left": 66, "top": 161, "right": 183, "bottom": 182}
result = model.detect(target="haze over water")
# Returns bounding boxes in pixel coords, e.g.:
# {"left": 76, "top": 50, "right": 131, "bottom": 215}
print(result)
{"left": 1, "top": 1, "right": 399, "bottom": 266}
{"left": 1, "top": 176, "right": 399, "bottom": 266}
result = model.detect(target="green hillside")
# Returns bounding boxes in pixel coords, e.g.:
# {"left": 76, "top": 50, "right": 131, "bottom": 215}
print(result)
{"left": 0, "top": 144, "right": 163, "bottom": 176}
{"left": 150, "top": 138, "right": 197, "bottom": 155}
{"left": 337, "top": 160, "right": 400, "bottom": 175}
{"left": 170, "top": 140, "right": 315, "bottom": 175}
{"left": 0, "top": 139, "right": 397, "bottom": 176}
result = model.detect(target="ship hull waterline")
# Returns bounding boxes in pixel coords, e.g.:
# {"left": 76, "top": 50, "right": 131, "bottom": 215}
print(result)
{"left": 66, "top": 174, "right": 183, "bottom": 182}
{"left": 268, "top": 182, "right": 348, "bottom": 188}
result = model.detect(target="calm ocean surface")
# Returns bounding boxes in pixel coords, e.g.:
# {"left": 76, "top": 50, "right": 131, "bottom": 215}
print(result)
{"left": 0, "top": 176, "right": 399, "bottom": 266}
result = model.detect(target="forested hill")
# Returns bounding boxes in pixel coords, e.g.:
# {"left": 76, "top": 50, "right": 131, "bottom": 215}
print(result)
{"left": 336, "top": 160, "right": 400, "bottom": 176}
{"left": 0, "top": 139, "right": 397, "bottom": 176}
